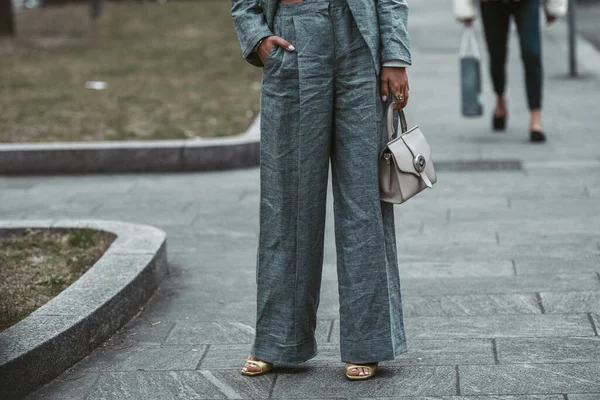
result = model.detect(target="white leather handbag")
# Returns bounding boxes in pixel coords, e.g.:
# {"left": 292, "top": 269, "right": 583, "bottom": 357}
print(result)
{"left": 379, "top": 103, "right": 437, "bottom": 204}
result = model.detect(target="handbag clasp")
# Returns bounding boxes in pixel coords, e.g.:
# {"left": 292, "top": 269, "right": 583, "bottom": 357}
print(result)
{"left": 413, "top": 154, "right": 426, "bottom": 172}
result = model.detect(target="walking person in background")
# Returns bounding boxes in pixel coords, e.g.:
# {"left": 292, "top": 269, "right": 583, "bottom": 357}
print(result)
{"left": 454, "top": 0, "right": 567, "bottom": 142}
{"left": 232, "top": 0, "right": 410, "bottom": 381}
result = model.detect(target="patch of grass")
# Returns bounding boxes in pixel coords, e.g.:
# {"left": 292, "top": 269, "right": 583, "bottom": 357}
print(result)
{"left": 0, "top": 229, "right": 115, "bottom": 331}
{"left": 0, "top": 1, "right": 262, "bottom": 143}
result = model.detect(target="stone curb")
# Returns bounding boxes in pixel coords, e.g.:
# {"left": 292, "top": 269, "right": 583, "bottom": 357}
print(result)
{"left": 0, "top": 220, "right": 168, "bottom": 399}
{"left": 0, "top": 117, "right": 260, "bottom": 175}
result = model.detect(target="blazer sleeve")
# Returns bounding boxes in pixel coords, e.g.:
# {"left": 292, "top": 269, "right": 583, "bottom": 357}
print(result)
{"left": 231, "top": 0, "right": 274, "bottom": 67}
{"left": 454, "top": 0, "right": 476, "bottom": 20}
{"left": 377, "top": 0, "right": 412, "bottom": 65}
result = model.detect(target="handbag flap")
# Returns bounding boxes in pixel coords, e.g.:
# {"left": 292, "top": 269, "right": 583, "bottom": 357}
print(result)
{"left": 386, "top": 127, "right": 432, "bottom": 177}
{"left": 386, "top": 138, "right": 419, "bottom": 176}
{"left": 402, "top": 127, "right": 432, "bottom": 161}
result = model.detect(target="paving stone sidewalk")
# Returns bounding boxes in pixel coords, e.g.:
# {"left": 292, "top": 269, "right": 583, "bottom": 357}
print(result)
{"left": 2, "top": 0, "right": 600, "bottom": 398}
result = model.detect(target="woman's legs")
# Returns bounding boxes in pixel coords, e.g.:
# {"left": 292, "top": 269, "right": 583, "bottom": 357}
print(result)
{"left": 251, "top": 2, "right": 335, "bottom": 366}
{"left": 330, "top": 1, "right": 407, "bottom": 367}
{"left": 249, "top": 0, "right": 406, "bottom": 372}
{"left": 480, "top": 1, "right": 511, "bottom": 119}
{"left": 514, "top": 0, "right": 544, "bottom": 133}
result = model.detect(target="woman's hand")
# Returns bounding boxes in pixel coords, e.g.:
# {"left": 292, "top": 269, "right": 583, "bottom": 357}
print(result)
{"left": 458, "top": 18, "right": 473, "bottom": 28}
{"left": 461, "top": 18, "right": 474, "bottom": 27}
{"left": 381, "top": 67, "right": 409, "bottom": 111}
{"left": 545, "top": 10, "right": 557, "bottom": 24}
{"left": 257, "top": 36, "right": 295, "bottom": 65}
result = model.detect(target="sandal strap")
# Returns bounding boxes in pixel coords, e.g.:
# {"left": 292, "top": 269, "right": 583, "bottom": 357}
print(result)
{"left": 346, "top": 363, "right": 378, "bottom": 373}
{"left": 245, "top": 359, "right": 271, "bottom": 370}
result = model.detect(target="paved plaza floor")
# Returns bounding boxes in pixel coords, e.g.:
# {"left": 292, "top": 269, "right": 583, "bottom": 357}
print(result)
{"left": 1, "top": 0, "right": 599, "bottom": 398}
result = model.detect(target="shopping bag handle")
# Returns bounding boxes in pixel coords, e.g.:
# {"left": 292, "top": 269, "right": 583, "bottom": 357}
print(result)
{"left": 459, "top": 26, "right": 480, "bottom": 58}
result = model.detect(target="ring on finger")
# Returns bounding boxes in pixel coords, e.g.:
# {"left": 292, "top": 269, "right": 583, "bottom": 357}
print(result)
{"left": 394, "top": 93, "right": 404, "bottom": 101}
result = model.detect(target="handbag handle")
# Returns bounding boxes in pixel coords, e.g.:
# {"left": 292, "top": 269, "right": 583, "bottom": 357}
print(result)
{"left": 386, "top": 102, "right": 408, "bottom": 140}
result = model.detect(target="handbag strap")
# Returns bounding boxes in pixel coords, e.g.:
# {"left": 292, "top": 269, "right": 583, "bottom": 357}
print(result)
{"left": 386, "top": 102, "right": 408, "bottom": 140}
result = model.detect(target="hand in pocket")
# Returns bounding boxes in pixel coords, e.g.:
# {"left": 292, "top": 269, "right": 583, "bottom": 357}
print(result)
{"left": 257, "top": 36, "right": 296, "bottom": 65}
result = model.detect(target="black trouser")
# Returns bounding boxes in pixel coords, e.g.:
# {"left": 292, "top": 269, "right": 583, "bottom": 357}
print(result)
{"left": 480, "top": 0, "right": 542, "bottom": 110}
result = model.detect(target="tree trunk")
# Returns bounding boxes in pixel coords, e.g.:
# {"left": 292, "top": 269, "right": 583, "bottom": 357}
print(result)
{"left": 0, "top": 0, "right": 16, "bottom": 36}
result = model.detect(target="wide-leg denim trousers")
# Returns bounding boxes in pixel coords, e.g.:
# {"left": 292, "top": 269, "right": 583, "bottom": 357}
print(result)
{"left": 252, "top": 0, "right": 407, "bottom": 365}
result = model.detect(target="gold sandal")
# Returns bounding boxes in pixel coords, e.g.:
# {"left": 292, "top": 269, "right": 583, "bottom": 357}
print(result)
{"left": 241, "top": 359, "right": 273, "bottom": 376}
{"left": 345, "top": 363, "right": 378, "bottom": 380}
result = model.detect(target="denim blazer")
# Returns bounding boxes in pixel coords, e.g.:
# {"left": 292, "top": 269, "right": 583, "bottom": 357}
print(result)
{"left": 231, "top": 0, "right": 411, "bottom": 75}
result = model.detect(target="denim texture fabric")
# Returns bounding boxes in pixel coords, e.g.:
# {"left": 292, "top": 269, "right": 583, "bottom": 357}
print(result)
{"left": 480, "top": 0, "right": 543, "bottom": 110}
{"left": 251, "top": 0, "right": 407, "bottom": 365}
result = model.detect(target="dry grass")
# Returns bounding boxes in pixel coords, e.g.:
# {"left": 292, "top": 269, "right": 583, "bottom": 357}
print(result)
{"left": 0, "top": 1, "right": 263, "bottom": 143}
{"left": 0, "top": 229, "right": 115, "bottom": 331}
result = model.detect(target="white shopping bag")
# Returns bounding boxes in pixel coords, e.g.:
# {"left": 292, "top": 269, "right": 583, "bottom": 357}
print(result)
{"left": 460, "top": 27, "right": 483, "bottom": 117}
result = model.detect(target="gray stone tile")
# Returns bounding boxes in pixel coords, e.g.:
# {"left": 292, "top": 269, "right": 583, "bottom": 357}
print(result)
{"left": 397, "top": 242, "right": 600, "bottom": 263}
{"left": 86, "top": 370, "right": 273, "bottom": 399}
{"left": 199, "top": 344, "right": 252, "bottom": 370}
{"left": 402, "top": 274, "right": 600, "bottom": 296}
{"left": 164, "top": 322, "right": 256, "bottom": 345}
{"left": 403, "top": 294, "right": 541, "bottom": 317}
{"left": 514, "top": 256, "right": 600, "bottom": 275}
{"left": 163, "top": 318, "right": 330, "bottom": 345}
{"left": 460, "top": 363, "right": 600, "bottom": 394}
{"left": 498, "top": 231, "right": 600, "bottom": 246}
{"left": 404, "top": 315, "right": 595, "bottom": 339}
{"left": 153, "top": 276, "right": 257, "bottom": 304}
{"left": 400, "top": 260, "right": 514, "bottom": 278}
{"left": 496, "top": 338, "right": 600, "bottom": 363}
{"left": 166, "top": 238, "right": 258, "bottom": 270}
{"left": 25, "top": 372, "right": 98, "bottom": 400}
{"left": 118, "top": 317, "right": 176, "bottom": 345}
{"left": 568, "top": 395, "right": 600, "bottom": 400}
{"left": 540, "top": 291, "right": 600, "bottom": 313}
{"left": 451, "top": 199, "right": 600, "bottom": 220}
{"left": 355, "top": 397, "right": 563, "bottom": 400}
{"left": 509, "top": 199, "right": 600, "bottom": 218}
{"left": 92, "top": 207, "right": 201, "bottom": 227}
{"left": 8, "top": 202, "right": 100, "bottom": 220}
{"left": 272, "top": 366, "right": 456, "bottom": 397}
{"left": 406, "top": 193, "right": 509, "bottom": 211}
{"left": 28, "top": 177, "right": 137, "bottom": 198}
{"left": 391, "top": 339, "right": 494, "bottom": 366}
{"left": 143, "top": 296, "right": 257, "bottom": 323}
{"left": 72, "top": 344, "right": 206, "bottom": 372}
{"left": 0, "top": 179, "right": 35, "bottom": 190}
{"left": 299, "top": 339, "right": 493, "bottom": 367}
{"left": 415, "top": 227, "right": 499, "bottom": 246}
{"left": 160, "top": 264, "right": 256, "bottom": 287}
